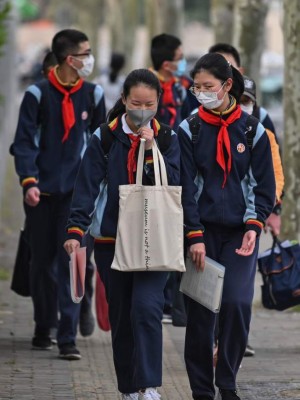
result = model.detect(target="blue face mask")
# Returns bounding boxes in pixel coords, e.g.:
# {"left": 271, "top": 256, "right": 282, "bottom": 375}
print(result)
{"left": 174, "top": 58, "right": 187, "bottom": 77}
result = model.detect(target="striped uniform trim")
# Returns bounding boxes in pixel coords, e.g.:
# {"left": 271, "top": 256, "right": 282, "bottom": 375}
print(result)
{"left": 153, "top": 118, "right": 160, "bottom": 136}
{"left": 246, "top": 219, "right": 264, "bottom": 229}
{"left": 68, "top": 227, "right": 84, "bottom": 237}
{"left": 186, "top": 230, "right": 204, "bottom": 239}
{"left": 145, "top": 155, "right": 153, "bottom": 164}
{"left": 108, "top": 117, "right": 118, "bottom": 131}
{"left": 21, "top": 177, "right": 38, "bottom": 187}
{"left": 94, "top": 237, "right": 116, "bottom": 244}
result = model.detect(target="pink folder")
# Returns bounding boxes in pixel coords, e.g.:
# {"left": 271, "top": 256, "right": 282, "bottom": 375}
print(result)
{"left": 69, "top": 247, "right": 86, "bottom": 303}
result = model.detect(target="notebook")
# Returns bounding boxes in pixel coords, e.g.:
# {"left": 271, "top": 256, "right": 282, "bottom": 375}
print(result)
{"left": 69, "top": 247, "right": 86, "bottom": 303}
{"left": 180, "top": 255, "right": 225, "bottom": 313}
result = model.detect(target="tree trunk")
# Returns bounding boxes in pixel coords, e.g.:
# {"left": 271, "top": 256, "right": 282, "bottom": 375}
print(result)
{"left": 211, "top": 0, "right": 235, "bottom": 43}
{"left": 281, "top": 0, "right": 300, "bottom": 241}
{"left": 234, "top": 0, "right": 268, "bottom": 91}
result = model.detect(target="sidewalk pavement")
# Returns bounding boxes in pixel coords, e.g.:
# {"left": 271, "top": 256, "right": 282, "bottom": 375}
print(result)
{"left": 1, "top": 162, "right": 300, "bottom": 400}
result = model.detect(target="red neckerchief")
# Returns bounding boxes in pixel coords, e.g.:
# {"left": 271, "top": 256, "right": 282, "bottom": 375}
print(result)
{"left": 127, "top": 134, "right": 140, "bottom": 184}
{"left": 199, "top": 104, "right": 242, "bottom": 188}
{"left": 160, "top": 77, "right": 177, "bottom": 128}
{"left": 124, "top": 118, "right": 159, "bottom": 184}
{"left": 48, "top": 67, "right": 83, "bottom": 143}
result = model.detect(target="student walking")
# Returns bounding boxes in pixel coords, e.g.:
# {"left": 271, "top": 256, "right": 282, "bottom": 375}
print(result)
{"left": 12, "top": 29, "right": 106, "bottom": 359}
{"left": 178, "top": 53, "right": 275, "bottom": 400}
{"left": 64, "top": 68, "right": 180, "bottom": 399}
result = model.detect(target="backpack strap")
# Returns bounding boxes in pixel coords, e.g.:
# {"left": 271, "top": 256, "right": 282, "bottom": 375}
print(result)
{"left": 245, "top": 114, "right": 259, "bottom": 150}
{"left": 99, "top": 123, "right": 114, "bottom": 160}
{"left": 186, "top": 112, "right": 202, "bottom": 143}
{"left": 156, "top": 122, "right": 172, "bottom": 153}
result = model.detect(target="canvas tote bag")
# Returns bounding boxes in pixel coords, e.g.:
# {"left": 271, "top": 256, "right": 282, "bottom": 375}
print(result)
{"left": 111, "top": 138, "right": 185, "bottom": 272}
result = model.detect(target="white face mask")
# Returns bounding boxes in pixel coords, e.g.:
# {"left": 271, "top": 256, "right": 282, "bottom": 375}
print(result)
{"left": 73, "top": 54, "right": 95, "bottom": 78}
{"left": 195, "top": 82, "right": 226, "bottom": 110}
{"left": 240, "top": 104, "right": 253, "bottom": 115}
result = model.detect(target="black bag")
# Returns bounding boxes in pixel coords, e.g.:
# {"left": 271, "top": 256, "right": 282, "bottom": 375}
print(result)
{"left": 257, "top": 237, "right": 300, "bottom": 310}
{"left": 10, "top": 228, "right": 31, "bottom": 297}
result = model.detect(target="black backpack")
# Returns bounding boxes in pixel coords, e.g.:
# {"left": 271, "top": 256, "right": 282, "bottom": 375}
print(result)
{"left": 186, "top": 112, "right": 259, "bottom": 151}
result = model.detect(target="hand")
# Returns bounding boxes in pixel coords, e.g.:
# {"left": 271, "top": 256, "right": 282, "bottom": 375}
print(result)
{"left": 24, "top": 187, "right": 40, "bottom": 207}
{"left": 235, "top": 230, "right": 257, "bottom": 256}
{"left": 138, "top": 126, "right": 154, "bottom": 150}
{"left": 264, "top": 213, "right": 281, "bottom": 237}
{"left": 64, "top": 239, "right": 80, "bottom": 256}
{"left": 189, "top": 243, "right": 206, "bottom": 271}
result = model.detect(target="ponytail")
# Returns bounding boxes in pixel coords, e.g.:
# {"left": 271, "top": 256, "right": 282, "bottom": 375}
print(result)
{"left": 107, "top": 98, "right": 125, "bottom": 122}
{"left": 230, "top": 66, "right": 244, "bottom": 103}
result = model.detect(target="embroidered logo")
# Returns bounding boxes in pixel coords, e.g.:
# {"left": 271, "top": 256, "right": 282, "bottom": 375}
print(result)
{"left": 237, "top": 143, "right": 245, "bottom": 153}
{"left": 81, "top": 111, "right": 88, "bottom": 120}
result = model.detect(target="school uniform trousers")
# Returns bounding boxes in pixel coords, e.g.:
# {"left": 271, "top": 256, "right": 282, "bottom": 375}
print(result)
{"left": 25, "top": 192, "right": 80, "bottom": 347}
{"left": 184, "top": 223, "right": 259, "bottom": 400}
{"left": 94, "top": 243, "right": 169, "bottom": 394}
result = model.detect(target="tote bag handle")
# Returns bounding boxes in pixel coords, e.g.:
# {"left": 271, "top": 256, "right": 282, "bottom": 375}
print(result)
{"left": 136, "top": 138, "right": 168, "bottom": 186}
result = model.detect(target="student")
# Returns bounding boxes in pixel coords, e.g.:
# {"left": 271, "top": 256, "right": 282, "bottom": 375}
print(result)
{"left": 208, "top": 42, "right": 277, "bottom": 137}
{"left": 64, "top": 68, "right": 180, "bottom": 400}
{"left": 150, "top": 33, "right": 190, "bottom": 325}
{"left": 150, "top": 33, "right": 190, "bottom": 131}
{"left": 12, "top": 29, "right": 106, "bottom": 360}
{"left": 178, "top": 53, "right": 275, "bottom": 400}
{"left": 209, "top": 43, "right": 281, "bottom": 357}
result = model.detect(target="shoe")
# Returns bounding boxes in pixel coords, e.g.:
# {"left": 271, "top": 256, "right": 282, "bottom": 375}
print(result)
{"left": 162, "top": 313, "right": 172, "bottom": 324}
{"left": 59, "top": 344, "right": 81, "bottom": 360}
{"left": 121, "top": 394, "right": 139, "bottom": 400}
{"left": 50, "top": 327, "right": 57, "bottom": 345}
{"left": 31, "top": 336, "right": 52, "bottom": 350}
{"left": 138, "top": 388, "right": 161, "bottom": 400}
{"left": 194, "top": 397, "right": 213, "bottom": 400}
{"left": 219, "top": 389, "right": 241, "bottom": 400}
{"left": 244, "top": 343, "right": 255, "bottom": 357}
{"left": 79, "top": 308, "right": 95, "bottom": 337}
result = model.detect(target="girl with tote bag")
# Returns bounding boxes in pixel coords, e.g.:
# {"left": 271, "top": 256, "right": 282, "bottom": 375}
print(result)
{"left": 64, "top": 69, "right": 181, "bottom": 400}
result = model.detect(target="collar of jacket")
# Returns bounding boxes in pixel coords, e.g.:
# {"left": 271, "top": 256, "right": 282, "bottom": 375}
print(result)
{"left": 108, "top": 116, "right": 160, "bottom": 147}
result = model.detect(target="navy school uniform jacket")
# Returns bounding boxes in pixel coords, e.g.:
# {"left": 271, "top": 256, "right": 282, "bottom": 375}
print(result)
{"left": 155, "top": 76, "right": 191, "bottom": 131}
{"left": 178, "top": 108, "right": 276, "bottom": 246}
{"left": 12, "top": 79, "right": 106, "bottom": 195}
{"left": 66, "top": 116, "right": 180, "bottom": 244}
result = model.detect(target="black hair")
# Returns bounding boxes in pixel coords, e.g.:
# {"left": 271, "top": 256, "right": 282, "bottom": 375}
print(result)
{"left": 42, "top": 51, "right": 57, "bottom": 76}
{"left": 208, "top": 43, "right": 241, "bottom": 68}
{"left": 51, "top": 29, "right": 89, "bottom": 64}
{"left": 190, "top": 53, "right": 244, "bottom": 103}
{"left": 150, "top": 33, "right": 181, "bottom": 71}
{"left": 107, "top": 68, "right": 162, "bottom": 122}
{"left": 109, "top": 52, "right": 126, "bottom": 83}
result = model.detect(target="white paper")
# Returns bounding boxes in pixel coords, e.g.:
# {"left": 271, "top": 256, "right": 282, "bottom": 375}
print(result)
{"left": 180, "top": 256, "right": 225, "bottom": 313}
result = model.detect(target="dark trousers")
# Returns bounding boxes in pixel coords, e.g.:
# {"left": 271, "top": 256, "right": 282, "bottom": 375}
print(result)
{"left": 94, "top": 244, "right": 168, "bottom": 394}
{"left": 184, "top": 224, "right": 259, "bottom": 399}
{"left": 25, "top": 194, "right": 80, "bottom": 347}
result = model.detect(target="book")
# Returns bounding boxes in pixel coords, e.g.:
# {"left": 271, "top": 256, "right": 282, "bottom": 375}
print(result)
{"left": 69, "top": 247, "right": 86, "bottom": 303}
{"left": 179, "top": 256, "right": 225, "bottom": 313}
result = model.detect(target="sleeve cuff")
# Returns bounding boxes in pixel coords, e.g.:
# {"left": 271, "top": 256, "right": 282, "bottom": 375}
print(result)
{"left": 245, "top": 219, "right": 264, "bottom": 236}
{"left": 67, "top": 227, "right": 85, "bottom": 243}
{"left": 186, "top": 230, "right": 204, "bottom": 246}
{"left": 21, "top": 177, "right": 39, "bottom": 195}
{"left": 272, "top": 202, "right": 282, "bottom": 215}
